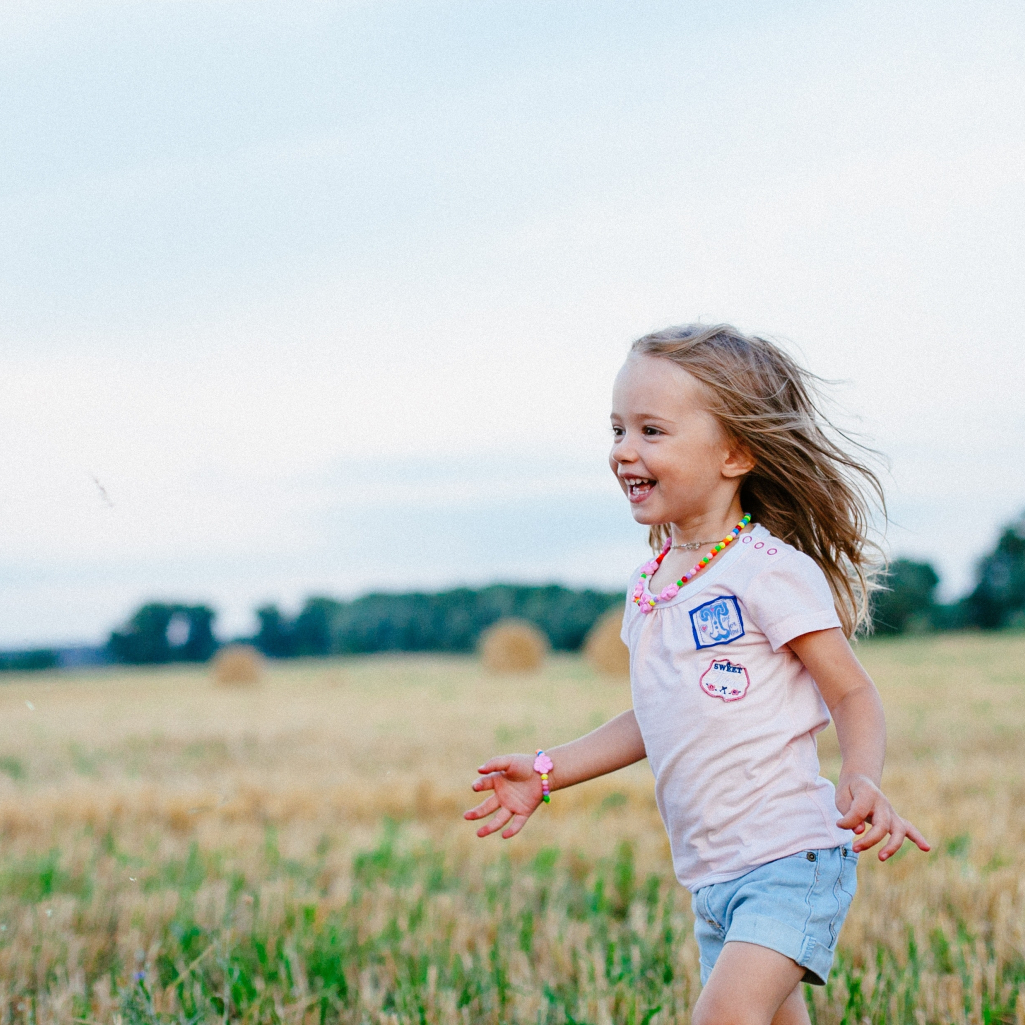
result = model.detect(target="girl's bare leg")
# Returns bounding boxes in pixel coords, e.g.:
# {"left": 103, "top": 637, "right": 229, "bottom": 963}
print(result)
{"left": 772, "top": 984, "right": 812, "bottom": 1025}
{"left": 691, "top": 941, "right": 810, "bottom": 1025}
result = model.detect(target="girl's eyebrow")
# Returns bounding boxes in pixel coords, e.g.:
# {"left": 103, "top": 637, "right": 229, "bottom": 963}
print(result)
{"left": 612, "top": 412, "right": 673, "bottom": 423}
{"left": 610, "top": 410, "right": 672, "bottom": 420}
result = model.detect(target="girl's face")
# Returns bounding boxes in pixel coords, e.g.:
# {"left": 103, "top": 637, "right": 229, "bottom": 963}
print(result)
{"left": 609, "top": 355, "right": 752, "bottom": 528}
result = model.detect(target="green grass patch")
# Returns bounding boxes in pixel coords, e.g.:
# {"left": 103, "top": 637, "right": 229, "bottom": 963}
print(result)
{"left": 0, "top": 826, "right": 1021, "bottom": 1023}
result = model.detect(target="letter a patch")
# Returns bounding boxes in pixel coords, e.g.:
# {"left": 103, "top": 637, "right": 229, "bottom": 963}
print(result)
{"left": 699, "top": 658, "right": 751, "bottom": 702}
{"left": 690, "top": 595, "right": 745, "bottom": 649}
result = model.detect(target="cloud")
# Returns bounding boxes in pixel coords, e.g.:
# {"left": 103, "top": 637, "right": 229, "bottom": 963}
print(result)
{"left": 1, "top": 0, "right": 1023, "bottom": 644}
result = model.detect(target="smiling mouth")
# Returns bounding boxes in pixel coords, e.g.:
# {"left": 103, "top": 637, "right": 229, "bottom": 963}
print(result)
{"left": 622, "top": 476, "right": 657, "bottom": 501}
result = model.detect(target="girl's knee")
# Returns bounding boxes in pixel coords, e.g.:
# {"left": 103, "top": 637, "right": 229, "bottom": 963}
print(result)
{"left": 691, "top": 978, "right": 808, "bottom": 1025}
{"left": 691, "top": 1002, "right": 767, "bottom": 1025}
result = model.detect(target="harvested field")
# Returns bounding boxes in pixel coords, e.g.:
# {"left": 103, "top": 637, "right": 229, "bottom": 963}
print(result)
{"left": 0, "top": 633, "right": 1023, "bottom": 1023}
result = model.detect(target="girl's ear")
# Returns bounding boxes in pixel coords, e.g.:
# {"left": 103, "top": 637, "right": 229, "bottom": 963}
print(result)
{"left": 722, "top": 440, "right": 756, "bottom": 479}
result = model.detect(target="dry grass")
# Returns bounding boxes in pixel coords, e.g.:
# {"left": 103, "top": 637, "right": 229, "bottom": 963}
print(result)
{"left": 0, "top": 633, "right": 1022, "bottom": 1023}
{"left": 478, "top": 619, "right": 549, "bottom": 673}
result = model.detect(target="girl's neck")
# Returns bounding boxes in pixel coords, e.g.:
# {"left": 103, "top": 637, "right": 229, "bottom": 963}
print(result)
{"left": 669, "top": 501, "right": 746, "bottom": 546}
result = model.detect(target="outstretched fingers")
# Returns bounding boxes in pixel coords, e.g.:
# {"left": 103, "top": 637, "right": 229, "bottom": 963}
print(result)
{"left": 853, "top": 816, "right": 891, "bottom": 854}
{"left": 877, "top": 818, "right": 907, "bottom": 861}
{"left": 471, "top": 771, "right": 504, "bottom": 795}
{"left": 501, "top": 813, "right": 529, "bottom": 840}
{"left": 475, "top": 806, "right": 513, "bottom": 838}
{"left": 836, "top": 779, "right": 931, "bottom": 861}
{"left": 905, "top": 820, "right": 932, "bottom": 853}
{"left": 463, "top": 793, "right": 500, "bottom": 822}
{"left": 466, "top": 753, "right": 537, "bottom": 841}
{"left": 877, "top": 817, "right": 931, "bottom": 859}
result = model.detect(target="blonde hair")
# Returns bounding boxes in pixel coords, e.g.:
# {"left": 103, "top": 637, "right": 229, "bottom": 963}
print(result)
{"left": 630, "top": 323, "right": 883, "bottom": 636}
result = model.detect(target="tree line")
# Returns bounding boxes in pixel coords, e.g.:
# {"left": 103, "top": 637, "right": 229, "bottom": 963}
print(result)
{"left": 873, "top": 513, "right": 1025, "bottom": 634}
{"left": 2, "top": 511, "right": 1023, "bottom": 670}
{"left": 106, "top": 585, "right": 623, "bottom": 665}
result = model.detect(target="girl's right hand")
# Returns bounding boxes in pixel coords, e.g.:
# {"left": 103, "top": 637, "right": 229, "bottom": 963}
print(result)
{"left": 463, "top": 753, "right": 544, "bottom": 839}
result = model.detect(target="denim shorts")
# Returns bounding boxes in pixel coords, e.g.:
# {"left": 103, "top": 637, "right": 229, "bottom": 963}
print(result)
{"left": 691, "top": 844, "right": 858, "bottom": 986}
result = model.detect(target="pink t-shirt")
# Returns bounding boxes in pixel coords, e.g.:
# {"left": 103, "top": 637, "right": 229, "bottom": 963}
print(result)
{"left": 621, "top": 522, "right": 852, "bottom": 891}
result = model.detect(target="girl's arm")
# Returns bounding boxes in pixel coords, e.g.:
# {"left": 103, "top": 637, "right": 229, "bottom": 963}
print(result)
{"left": 788, "top": 627, "right": 931, "bottom": 861}
{"left": 464, "top": 709, "right": 646, "bottom": 839}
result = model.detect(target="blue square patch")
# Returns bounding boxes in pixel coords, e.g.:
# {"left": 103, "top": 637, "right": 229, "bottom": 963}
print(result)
{"left": 690, "top": 596, "right": 745, "bottom": 649}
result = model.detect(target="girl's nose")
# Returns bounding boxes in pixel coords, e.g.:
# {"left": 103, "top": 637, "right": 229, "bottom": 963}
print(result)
{"left": 613, "top": 441, "right": 637, "bottom": 464}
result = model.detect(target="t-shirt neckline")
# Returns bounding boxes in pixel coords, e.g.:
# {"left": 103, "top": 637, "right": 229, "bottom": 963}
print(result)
{"left": 639, "top": 523, "right": 766, "bottom": 611}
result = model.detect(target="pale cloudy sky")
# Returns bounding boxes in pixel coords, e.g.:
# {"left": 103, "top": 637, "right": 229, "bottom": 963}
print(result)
{"left": 2, "top": 0, "right": 1023, "bottom": 646}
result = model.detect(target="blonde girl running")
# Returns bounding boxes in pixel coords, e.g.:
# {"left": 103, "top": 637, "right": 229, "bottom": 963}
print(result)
{"left": 465, "top": 324, "right": 929, "bottom": 1025}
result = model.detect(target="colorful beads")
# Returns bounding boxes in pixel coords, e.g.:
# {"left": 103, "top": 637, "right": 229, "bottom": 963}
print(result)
{"left": 632, "top": 514, "right": 752, "bottom": 611}
{"left": 534, "top": 750, "right": 553, "bottom": 804}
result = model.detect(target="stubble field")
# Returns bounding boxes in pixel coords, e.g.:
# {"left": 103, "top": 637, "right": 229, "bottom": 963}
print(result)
{"left": 0, "top": 633, "right": 1023, "bottom": 1024}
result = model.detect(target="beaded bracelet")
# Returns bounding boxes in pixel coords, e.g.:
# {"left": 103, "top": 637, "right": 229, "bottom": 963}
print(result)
{"left": 533, "top": 750, "right": 553, "bottom": 803}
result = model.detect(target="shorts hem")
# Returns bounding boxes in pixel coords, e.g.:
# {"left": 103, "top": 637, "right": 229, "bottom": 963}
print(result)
{"left": 724, "top": 914, "right": 835, "bottom": 986}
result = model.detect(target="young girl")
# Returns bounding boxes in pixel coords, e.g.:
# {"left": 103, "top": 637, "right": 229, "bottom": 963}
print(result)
{"left": 465, "top": 324, "right": 930, "bottom": 1025}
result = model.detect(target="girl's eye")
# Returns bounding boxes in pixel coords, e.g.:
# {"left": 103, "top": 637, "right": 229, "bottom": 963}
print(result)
{"left": 611, "top": 426, "right": 624, "bottom": 438}
{"left": 642, "top": 426, "right": 662, "bottom": 436}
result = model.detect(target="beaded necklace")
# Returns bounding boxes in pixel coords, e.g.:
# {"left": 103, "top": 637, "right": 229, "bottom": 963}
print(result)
{"left": 632, "top": 513, "right": 752, "bottom": 614}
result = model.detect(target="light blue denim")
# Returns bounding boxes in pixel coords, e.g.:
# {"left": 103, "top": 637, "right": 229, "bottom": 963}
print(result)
{"left": 691, "top": 844, "right": 858, "bottom": 986}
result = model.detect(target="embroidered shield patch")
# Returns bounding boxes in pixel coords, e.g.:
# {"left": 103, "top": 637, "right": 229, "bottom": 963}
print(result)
{"left": 699, "top": 657, "right": 750, "bottom": 702}
{"left": 690, "top": 595, "right": 745, "bottom": 649}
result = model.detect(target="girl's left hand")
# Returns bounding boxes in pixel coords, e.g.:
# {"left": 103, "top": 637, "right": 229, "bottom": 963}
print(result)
{"left": 835, "top": 775, "right": 931, "bottom": 860}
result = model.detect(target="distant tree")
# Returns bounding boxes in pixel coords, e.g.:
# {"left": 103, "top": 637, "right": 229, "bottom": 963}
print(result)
{"left": 871, "top": 559, "right": 941, "bottom": 635}
{"left": 0, "top": 649, "right": 58, "bottom": 672}
{"left": 108, "top": 603, "right": 218, "bottom": 664}
{"left": 323, "top": 584, "right": 623, "bottom": 655}
{"left": 292, "top": 597, "right": 345, "bottom": 656}
{"left": 178, "top": 606, "right": 217, "bottom": 661}
{"left": 929, "top": 599, "right": 971, "bottom": 632}
{"left": 248, "top": 584, "right": 625, "bottom": 659}
{"left": 965, "top": 514, "right": 1025, "bottom": 629}
{"left": 254, "top": 604, "right": 294, "bottom": 657}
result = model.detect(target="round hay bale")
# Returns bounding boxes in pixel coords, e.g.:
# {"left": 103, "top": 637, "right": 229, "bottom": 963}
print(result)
{"left": 211, "top": 644, "right": 264, "bottom": 687}
{"left": 584, "top": 609, "right": 630, "bottom": 678}
{"left": 479, "top": 619, "right": 549, "bottom": 673}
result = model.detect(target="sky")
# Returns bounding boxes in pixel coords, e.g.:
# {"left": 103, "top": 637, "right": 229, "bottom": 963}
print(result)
{"left": 2, "top": 0, "right": 1024, "bottom": 647}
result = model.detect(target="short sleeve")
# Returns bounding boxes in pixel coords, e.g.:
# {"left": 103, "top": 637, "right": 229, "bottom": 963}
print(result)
{"left": 740, "top": 550, "right": 841, "bottom": 651}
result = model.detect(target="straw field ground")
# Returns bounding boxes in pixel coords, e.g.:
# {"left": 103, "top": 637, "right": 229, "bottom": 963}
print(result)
{"left": 0, "top": 633, "right": 1023, "bottom": 1024}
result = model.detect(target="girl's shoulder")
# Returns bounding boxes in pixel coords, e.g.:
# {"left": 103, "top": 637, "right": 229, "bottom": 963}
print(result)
{"left": 744, "top": 524, "right": 821, "bottom": 571}
{"left": 733, "top": 524, "right": 833, "bottom": 590}
{"left": 732, "top": 525, "right": 841, "bottom": 648}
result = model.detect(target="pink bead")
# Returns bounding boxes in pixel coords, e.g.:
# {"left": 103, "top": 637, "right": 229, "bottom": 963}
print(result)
{"left": 639, "top": 603, "right": 654, "bottom": 614}
{"left": 659, "top": 584, "right": 679, "bottom": 601}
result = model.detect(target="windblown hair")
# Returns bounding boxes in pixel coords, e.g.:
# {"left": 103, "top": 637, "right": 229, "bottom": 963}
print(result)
{"left": 630, "top": 324, "right": 884, "bottom": 637}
